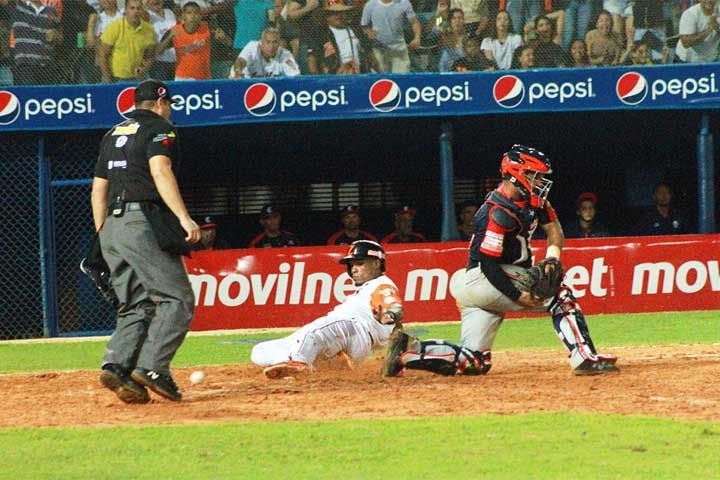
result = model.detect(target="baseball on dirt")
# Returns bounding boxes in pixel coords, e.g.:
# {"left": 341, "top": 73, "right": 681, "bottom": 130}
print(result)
{"left": 189, "top": 370, "right": 206, "bottom": 385}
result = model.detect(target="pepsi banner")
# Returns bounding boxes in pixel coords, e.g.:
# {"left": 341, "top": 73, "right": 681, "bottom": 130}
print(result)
{"left": 185, "top": 234, "right": 720, "bottom": 331}
{"left": 1, "top": 63, "right": 718, "bottom": 131}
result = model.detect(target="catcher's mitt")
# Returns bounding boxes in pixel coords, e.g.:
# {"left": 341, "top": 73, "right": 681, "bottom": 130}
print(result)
{"left": 515, "top": 258, "right": 564, "bottom": 299}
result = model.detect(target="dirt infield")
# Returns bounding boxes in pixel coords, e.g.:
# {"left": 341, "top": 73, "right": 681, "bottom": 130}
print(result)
{"left": 1, "top": 344, "right": 718, "bottom": 428}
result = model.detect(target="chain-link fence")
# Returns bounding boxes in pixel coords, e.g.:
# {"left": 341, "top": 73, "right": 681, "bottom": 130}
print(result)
{"left": 0, "top": 132, "right": 115, "bottom": 340}
{"left": 0, "top": 135, "right": 41, "bottom": 339}
{"left": 49, "top": 134, "right": 116, "bottom": 336}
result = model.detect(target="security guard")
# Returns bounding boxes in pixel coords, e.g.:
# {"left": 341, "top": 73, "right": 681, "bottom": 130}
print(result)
{"left": 91, "top": 79, "right": 200, "bottom": 403}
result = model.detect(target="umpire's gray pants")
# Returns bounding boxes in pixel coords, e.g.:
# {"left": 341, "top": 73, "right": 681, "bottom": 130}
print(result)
{"left": 99, "top": 210, "right": 195, "bottom": 375}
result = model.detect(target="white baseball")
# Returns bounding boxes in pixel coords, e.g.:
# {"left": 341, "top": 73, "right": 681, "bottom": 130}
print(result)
{"left": 189, "top": 370, "right": 206, "bottom": 385}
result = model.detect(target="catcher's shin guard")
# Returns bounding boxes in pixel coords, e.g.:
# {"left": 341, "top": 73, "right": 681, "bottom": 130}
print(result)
{"left": 401, "top": 340, "right": 492, "bottom": 376}
{"left": 549, "top": 287, "right": 618, "bottom": 373}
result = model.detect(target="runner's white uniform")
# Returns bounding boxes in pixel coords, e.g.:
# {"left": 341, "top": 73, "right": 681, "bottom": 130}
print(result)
{"left": 251, "top": 275, "right": 401, "bottom": 367}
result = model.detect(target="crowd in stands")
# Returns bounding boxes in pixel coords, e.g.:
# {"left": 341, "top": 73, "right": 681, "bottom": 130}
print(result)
{"left": 0, "top": 0, "right": 716, "bottom": 84}
{"left": 195, "top": 180, "right": 693, "bottom": 250}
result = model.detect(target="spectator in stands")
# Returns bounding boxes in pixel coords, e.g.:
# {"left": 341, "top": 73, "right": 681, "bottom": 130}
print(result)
{"left": 233, "top": 0, "right": 274, "bottom": 56}
{"left": 158, "top": 1, "right": 230, "bottom": 80}
{"left": 248, "top": 205, "right": 302, "bottom": 248}
{"left": 99, "top": 0, "right": 156, "bottom": 82}
{"left": 562, "top": 0, "right": 597, "bottom": 49}
{"left": 585, "top": 9, "right": 622, "bottom": 65}
{"left": 86, "top": 0, "right": 123, "bottom": 82}
{"left": 53, "top": 0, "right": 94, "bottom": 84}
{"left": 284, "top": 0, "right": 321, "bottom": 73}
{"left": 143, "top": 0, "right": 176, "bottom": 80}
{"left": 229, "top": 27, "right": 300, "bottom": 77}
{"left": 10, "top": 0, "right": 63, "bottom": 85}
{"left": 361, "top": 0, "right": 421, "bottom": 73}
{"left": 438, "top": 8, "right": 467, "bottom": 71}
{"left": 603, "top": 0, "right": 631, "bottom": 43}
{"left": 307, "top": 0, "right": 367, "bottom": 74}
{"left": 639, "top": 182, "right": 689, "bottom": 236}
{"left": 564, "top": 192, "right": 611, "bottom": 238}
{"left": 510, "top": 43, "right": 534, "bottom": 68}
{"left": 530, "top": 14, "right": 570, "bottom": 67}
{"left": 568, "top": 37, "right": 590, "bottom": 66}
{"left": 382, "top": 205, "right": 428, "bottom": 243}
{"left": 503, "top": 0, "right": 540, "bottom": 40}
{"left": 625, "top": 0, "right": 666, "bottom": 62}
{"left": 675, "top": 0, "right": 720, "bottom": 64}
{"left": 456, "top": 199, "right": 478, "bottom": 241}
{"left": 541, "top": 0, "right": 566, "bottom": 45}
{"left": 327, "top": 205, "right": 378, "bottom": 245}
{"left": 619, "top": 38, "right": 655, "bottom": 65}
{"left": 450, "top": 0, "right": 489, "bottom": 38}
{"left": 419, "top": 0, "right": 451, "bottom": 71}
{"left": 198, "top": 0, "right": 236, "bottom": 79}
{"left": 192, "top": 215, "right": 230, "bottom": 250}
{"left": 453, "top": 34, "right": 496, "bottom": 70}
{"left": 481, "top": 9, "right": 522, "bottom": 70}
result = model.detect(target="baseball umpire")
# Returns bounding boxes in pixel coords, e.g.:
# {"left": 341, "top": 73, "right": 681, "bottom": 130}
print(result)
{"left": 251, "top": 240, "right": 403, "bottom": 378}
{"left": 91, "top": 79, "right": 200, "bottom": 403}
{"left": 382, "top": 145, "right": 618, "bottom": 377}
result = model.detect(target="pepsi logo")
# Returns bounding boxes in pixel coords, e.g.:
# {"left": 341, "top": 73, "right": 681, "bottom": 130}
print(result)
{"left": 616, "top": 72, "right": 648, "bottom": 106}
{"left": 369, "top": 79, "right": 401, "bottom": 112}
{"left": 244, "top": 83, "right": 276, "bottom": 117}
{"left": 0, "top": 91, "right": 21, "bottom": 125}
{"left": 493, "top": 75, "right": 524, "bottom": 109}
{"left": 116, "top": 87, "right": 136, "bottom": 118}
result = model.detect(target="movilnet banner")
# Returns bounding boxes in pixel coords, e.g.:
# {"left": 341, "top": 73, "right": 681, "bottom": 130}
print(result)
{"left": 184, "top": 234, "right": 720, "bottom": 331}
{"left": 0, "top": 64, "right": 718, "bottom": 131}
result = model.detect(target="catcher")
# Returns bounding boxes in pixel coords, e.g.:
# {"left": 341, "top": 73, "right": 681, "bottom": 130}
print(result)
{"left": 383, "top": 145, "right": 618, "bottom": 377}
{"left": 251, "top": 240, "right": 403, "bottom": 378}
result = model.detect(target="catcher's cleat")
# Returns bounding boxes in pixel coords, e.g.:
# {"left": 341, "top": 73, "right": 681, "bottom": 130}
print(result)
{"left": 573, "top": 358, "right": 620, "bottom": 376}
{"left": 100, "top": 364, "right": 150, "bottom": 404}
{"left": 381, "top": 331, "right": 411, "bottom": 377}
{"left": 263, "top": 361, "right": 310, "bottom": 379}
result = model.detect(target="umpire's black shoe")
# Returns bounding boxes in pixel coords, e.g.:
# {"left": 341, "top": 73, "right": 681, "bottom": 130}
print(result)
{"left": 100, "top": 364, "right": 151, "bottom": 404}
{"left": 131, "top": 368, "right": 182, "bottom": 401}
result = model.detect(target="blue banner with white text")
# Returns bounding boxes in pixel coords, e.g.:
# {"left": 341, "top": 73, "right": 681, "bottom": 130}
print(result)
{"left": 0, "top": 63, "right": 718, "bottom": 132}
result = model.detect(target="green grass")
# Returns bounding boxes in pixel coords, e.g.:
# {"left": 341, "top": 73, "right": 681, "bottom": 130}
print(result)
{"left": 0, "top": 311, "right": 717, "bottom": 373}
{"left": 1, "top": 311, "right": 719, "bottom": 478}
{"left": 1, "top": 414, "right": 718, "bottom": 479}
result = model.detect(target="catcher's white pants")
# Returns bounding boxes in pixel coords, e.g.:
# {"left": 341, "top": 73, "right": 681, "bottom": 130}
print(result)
{"left": 251, "top": 316, "right": 373, "bottom": 368}
{"left": 453, "top": 266, "right": 602, "bottom": 370}
{"left": 454, "top": 265, "right": 549, "bottom": 352}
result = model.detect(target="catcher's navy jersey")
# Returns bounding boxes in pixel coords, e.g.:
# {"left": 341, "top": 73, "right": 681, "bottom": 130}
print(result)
{"left": 468, "top": 188, "right": 557, "bottom": 269}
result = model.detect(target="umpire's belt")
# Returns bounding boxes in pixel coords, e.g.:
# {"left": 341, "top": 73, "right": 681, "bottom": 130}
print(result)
{"left": 107, "top": 201, "right": 144, "bottom": 215}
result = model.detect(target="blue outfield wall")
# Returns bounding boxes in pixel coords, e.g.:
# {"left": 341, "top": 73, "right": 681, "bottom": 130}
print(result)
{"left": 0, "top": 63, "right": 718, "bottom": 132}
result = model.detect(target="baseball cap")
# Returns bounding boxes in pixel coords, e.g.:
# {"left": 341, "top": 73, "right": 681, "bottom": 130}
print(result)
{"left": 340, "top": 205, "right": 360, "bottom": 218}
{"left": 395, "top": 205, "right": 416, "bottom": 218}
{"left": 198, "top": 215, "right": 217, "bottom": 229}
{"left": 260, "top": 205, "right": 280, "bottom": 218}
{"left": 576, "top": 192, "right": 598, "bottom": 207}
{"left": 134, "top": 79, "right": 175, "bottom": 104}
{"left": 323, "top": 0, "right": 353, "bottom": 11}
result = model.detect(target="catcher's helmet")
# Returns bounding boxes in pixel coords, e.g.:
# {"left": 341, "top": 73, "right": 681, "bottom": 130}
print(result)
{"left": 500, "top": 144, "right": 553, "bottom": 208}
{"left": 339, "top": 240, "right": 386, "bottom": 273}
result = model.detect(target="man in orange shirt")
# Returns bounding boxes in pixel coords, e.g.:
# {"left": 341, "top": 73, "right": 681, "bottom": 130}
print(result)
{"left": 158, "top": 1, "right": 231, "bottom": 80}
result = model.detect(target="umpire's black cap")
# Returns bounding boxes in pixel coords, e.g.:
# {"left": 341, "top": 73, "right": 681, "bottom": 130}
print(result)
{"left": 135, "top": 79, "right": 176, "bottom": 104}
